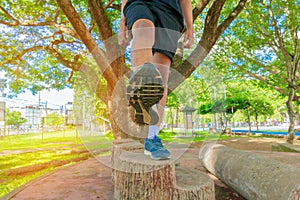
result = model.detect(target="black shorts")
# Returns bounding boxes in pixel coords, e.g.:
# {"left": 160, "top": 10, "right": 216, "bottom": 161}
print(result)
{"left": 123, "top": 0, "right": 184, "bottom": 61}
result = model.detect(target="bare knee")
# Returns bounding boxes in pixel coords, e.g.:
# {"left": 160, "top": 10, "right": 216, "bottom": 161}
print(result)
{"left": 132, "top": 19, "right": 155, "bottom": 49}
{"left": 133, "top": 19, "right": 154, "bottom": 29}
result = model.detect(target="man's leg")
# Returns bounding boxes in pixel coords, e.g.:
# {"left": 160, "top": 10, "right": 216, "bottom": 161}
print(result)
{"left": 153, "top": 53, "right": 171, "bottom": 124}
{"left": 147, "top": 52, "right": 171, "bottom": 139}
{"left": 131, "top": 19, "right": 155, "bottom": 69}
{"left": 127, "top": 19, "right": 165, "bottom": 125}
{"left": 143, "top": 52, "right": 171, "bottom": 160}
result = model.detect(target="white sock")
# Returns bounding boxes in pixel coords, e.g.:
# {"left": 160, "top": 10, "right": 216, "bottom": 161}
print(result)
{"left": 148, "top": 125, "right": 160, "bottom": 139}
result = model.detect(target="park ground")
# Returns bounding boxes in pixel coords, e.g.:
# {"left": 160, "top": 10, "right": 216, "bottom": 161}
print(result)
{"left": 0, "top": 129, "right": 300, "bottom": 199}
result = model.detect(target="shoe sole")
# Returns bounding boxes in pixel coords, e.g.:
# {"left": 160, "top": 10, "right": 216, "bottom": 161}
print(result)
{"left": 129, "top": 106, "right": 159, "bottom": 125}
{"left": 127, "top": 63, "right": 164, "bottom": 125}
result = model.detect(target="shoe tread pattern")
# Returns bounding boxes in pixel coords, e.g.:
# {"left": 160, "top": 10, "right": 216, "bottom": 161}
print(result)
{"left": 126, "top": 63, "right": 164, "bottom": 125}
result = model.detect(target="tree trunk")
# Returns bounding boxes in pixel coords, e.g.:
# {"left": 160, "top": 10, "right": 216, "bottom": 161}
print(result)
{"left": 286, "top": 85, "right": 296, "bottom": 144}
{"left": 223, "top": 111, "right": 228, "bottom": 131}
{"left": 113, "top": 139, "right": 215, "bottom": 200}
{"left": 169, "top": 108, "right": 174, "bottom": 132}
{"left": 247, "top": 109, "right": 251, "bottom": 134}
{"left": 107, "top": 77, "right": 149, "bottom": 139}
{"left": 175, "top": 107, "right": 179, "bottom": 128}
{"left": 255, "top": 114, "right": 259, "bottom": 131}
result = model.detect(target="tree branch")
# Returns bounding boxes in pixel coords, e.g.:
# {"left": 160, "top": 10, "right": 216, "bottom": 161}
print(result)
{"left": 88, "top": 0, "right": 127, "bottom": 81}
{"left": 105, "top": 3, "right": 121, "bottom": 10}
{"left": 53, "top": 8, "right": 61, "bottom": 22}
{"left": 88, "top": 0, "right": 113, "bottom": 41}
{"left": 54, "top": 24, "right": 80, "bottom": 40}
{"left": 192, "top": 0, "right": 211, "bottom": 21}
{"left": 56, "top": 0, "right": 118, "bottom": 92}
{"left": 185, "top": 0, "right": 228, "bottom": 68}
{"left": 105, "top": 0, "right": 115, "bottom": 9}
{"left": 170, "top": 0, "right": 247, "bottom": 93}
{"left": 244, "top": 54, "right": 282, "bottom": 76}
{"left": 268, "top": 0, "right": 293, "bottom": 67}
{"left": 175, "top": 0, "right": 226, "bottom": 68}
{"left": 0, "top": 45, "right": 80, "bottom": 72}
{"left": 0, "top": 5, "right": 80, "bottom": 40}
{"left": 216, "top": 0, "right": 247, "bottom": 38}
{"left": 0, "top": 46, "right": 45, "bottom": 66}
{"left": 233, "top": 62, "right": 289, "bottom": 95}
{"left": 0, "top": 5, "right": 20, "bottom": 25}
{"left": 45, "top": 46, "right": 80, "bottom": 70}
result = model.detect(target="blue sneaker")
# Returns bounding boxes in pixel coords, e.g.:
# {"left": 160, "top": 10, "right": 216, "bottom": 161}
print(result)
{"left": 144, "top": 136, "right": 170, "bottom": 160}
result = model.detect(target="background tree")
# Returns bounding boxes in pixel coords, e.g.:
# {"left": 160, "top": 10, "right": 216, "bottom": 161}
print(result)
{"left": 198, "top": 79, "right": 281, "bottom": 131}
{"left": 198, "top": 102, "right": 213, "bottom": 115}
{"left": 247, "top": 99, "right": 274, "bottom": 131}
{"left": 213, "top": 0, "right": 299, "bottom": 143}
{"left": 44, "top": 112, "right": 64, "bottom": 128}
{"left": 5, "top": 108, "right": 27, "bottom": 129}
{"left": 0, "top": 0, "right": 247, "bottom": 138}
{"left": 166, "top": 92, "right": 180, "bottom": 130}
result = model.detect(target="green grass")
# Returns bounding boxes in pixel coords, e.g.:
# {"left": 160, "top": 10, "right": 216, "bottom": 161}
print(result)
{"left": 158, "top": 129, "right": 236, "bottom": 143}
{"left": 0, "top": 129, "right": 112, "bottom": 198}
{"left": 0, "top": 166, "right": 58, "bottom": 197}
{"left": 0, "top": 130, "right": 79, "bottom": 151}
{"left": 0, "top": 150, "right": 86, "bottom": 171}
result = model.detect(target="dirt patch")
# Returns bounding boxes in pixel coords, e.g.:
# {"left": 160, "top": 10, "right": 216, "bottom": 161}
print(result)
{"left": 218, "top": 137, "right": 286, "bottom": 151}
{"left": 191, "top": 136, "right": 289, "bottom": 151}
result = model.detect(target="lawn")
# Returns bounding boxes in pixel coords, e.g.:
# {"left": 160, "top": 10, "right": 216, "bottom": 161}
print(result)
{"left": 0, "top": 129, "right": 112, "bottom": 198}
{"left": 158, "top": 128, "right": 237, "bottom": 143}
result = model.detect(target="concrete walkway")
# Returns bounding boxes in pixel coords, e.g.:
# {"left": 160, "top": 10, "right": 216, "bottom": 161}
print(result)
{"left": 3, "top": 156, "right": 114, "bottom": 200}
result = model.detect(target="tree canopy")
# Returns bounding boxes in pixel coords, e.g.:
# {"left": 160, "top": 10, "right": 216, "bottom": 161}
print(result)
{"left": 210, "top": 0, "right": 299, "bottom": 142}
{"left": 215, "top": 0, "right": 299, "bottom": 99}
{"left": 3, "top": 0, "right": 297, "bottom": 142}
{"left": 1, "top": 0, "right": 249, "bottom": 138}
{"left": 5, "top": 108, "right": 26, "bottom": 128}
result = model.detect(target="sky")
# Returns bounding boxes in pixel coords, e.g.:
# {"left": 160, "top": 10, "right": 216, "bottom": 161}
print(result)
{"left": 0, "top": 66, "right": 74, "bottom": 110}
{"left": 0, "top": 88, "right": 74, "bottom": 110}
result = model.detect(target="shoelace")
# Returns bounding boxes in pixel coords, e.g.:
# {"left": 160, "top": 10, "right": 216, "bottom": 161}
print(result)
{"left": 152, "top": 136, "right": 164, "bottom": 148}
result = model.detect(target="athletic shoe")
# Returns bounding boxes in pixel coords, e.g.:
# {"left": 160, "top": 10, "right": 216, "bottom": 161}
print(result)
{"left": 127, "top": 63, "right": 164, "bottom": 125}
{"left": 144, "top": 136, "right": 170, "bottom": 160}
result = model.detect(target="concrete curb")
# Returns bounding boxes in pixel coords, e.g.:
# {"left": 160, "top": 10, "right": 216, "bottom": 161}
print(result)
{"left": 272, "top": 143, "right": 300, "bottom": 153}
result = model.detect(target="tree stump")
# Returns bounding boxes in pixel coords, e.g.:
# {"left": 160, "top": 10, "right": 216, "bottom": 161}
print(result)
{"left": 112, "top": 139, "right": 215, "bottom": 200}
{"left": 111, "top": 139, "right": 144, "bottom": 182}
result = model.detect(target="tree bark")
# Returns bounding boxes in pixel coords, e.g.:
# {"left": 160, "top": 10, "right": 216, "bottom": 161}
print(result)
{"left": 267, "top": 0, "right": 299, "bottom": 144}
{"left": 56, "top": 0, "right": 118, "bottom": 92}
{"left": 108, "top": 77, "right": 149, "bottom": 139}
{"left": 175, "top": 107, "right": 179, "bottom": 128}
{"left": 255, "top": 114, "right": 259, "bottom": 131}
{"left": 286, "top": 84, "right": 296, "bottom": 144}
